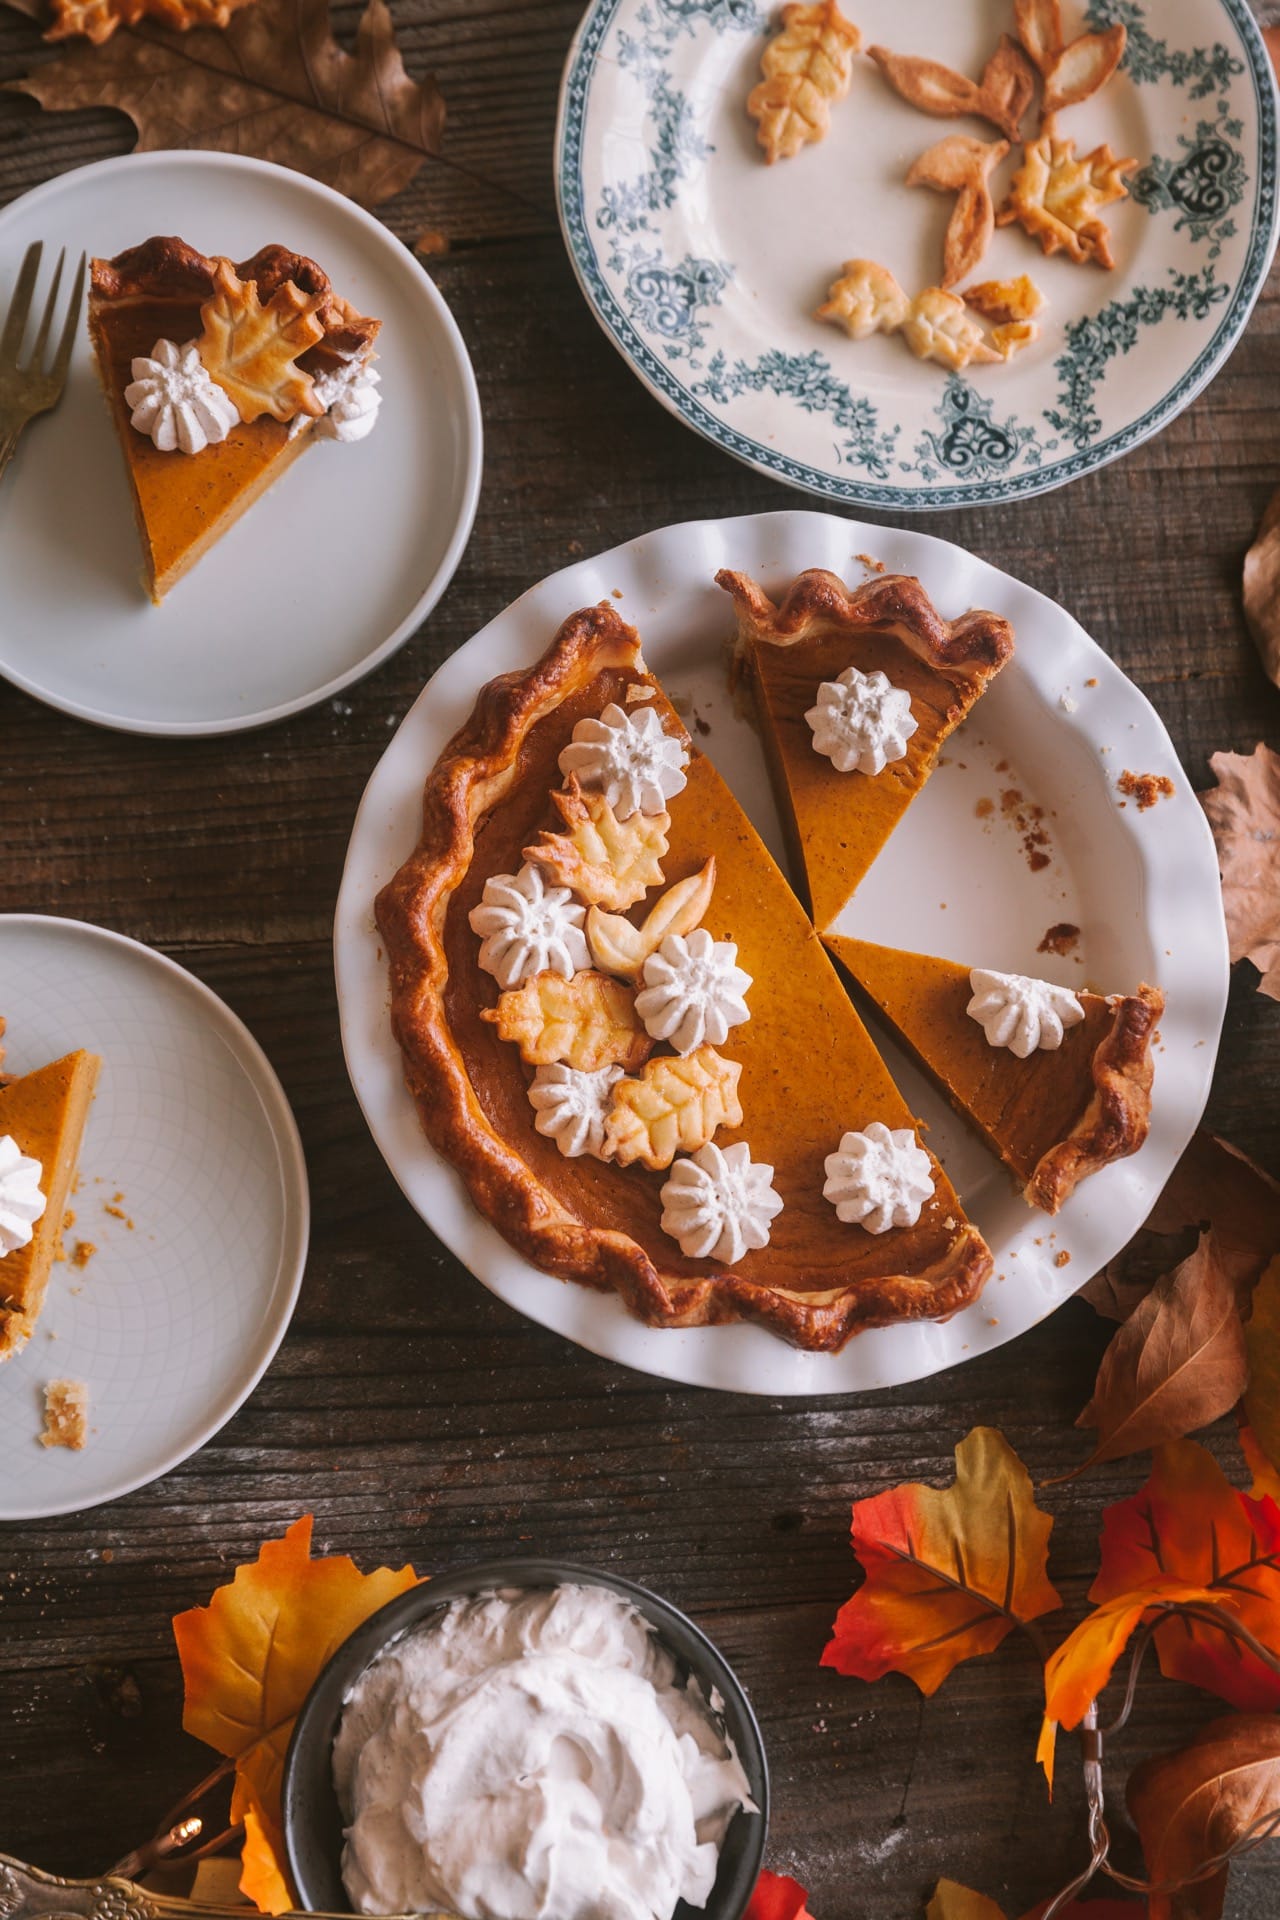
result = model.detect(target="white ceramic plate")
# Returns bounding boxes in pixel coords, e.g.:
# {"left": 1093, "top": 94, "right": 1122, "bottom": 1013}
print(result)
{"left": 0, "top": 153, "right": 482, "bottom": 734}
{"left": 0, "top": 916, "right": 309, "bottom": 1516}
{"left": 556, "top": 0, "right": 1278, "bottom": 509}
{"left": 334, "top": 510, "right": 1228, "bottom": 1395}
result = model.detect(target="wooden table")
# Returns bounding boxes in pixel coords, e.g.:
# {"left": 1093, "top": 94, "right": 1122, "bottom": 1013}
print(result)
{"left": 1, "top": 4, "right": 1278, "bottom": 1914}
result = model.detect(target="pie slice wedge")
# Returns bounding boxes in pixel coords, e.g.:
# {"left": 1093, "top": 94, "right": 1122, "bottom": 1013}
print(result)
{"left": 0, "top": 1049, "right": 101, "bottom": 1361}
{"left": 88, "top": 237, "right": 381, "bottom": 603}
{"left": 377, "top": 603, "right": 993, "bottom": 1351}
{"left": 718, "top": 568, "right": 1014, "bottom": 932}
{"left": 824, "top": 933, "right": 1162, "bottom": 1212}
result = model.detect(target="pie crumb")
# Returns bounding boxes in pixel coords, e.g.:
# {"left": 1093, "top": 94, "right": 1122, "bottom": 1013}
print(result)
{"left": 855, "top": 552, "right": 886, "bottom": 574}
{"left": 1054, "top": 1250, "right": 1071, "bottom": 1269}
{"left": 1117, "top": 770, "right": 1175, "bottom": 812}
{"left": 72, "top": 1240, "right": 96, "bottom": 1269}
{"left": 41, "top": 1379, "right": 88, "bottom": 1450}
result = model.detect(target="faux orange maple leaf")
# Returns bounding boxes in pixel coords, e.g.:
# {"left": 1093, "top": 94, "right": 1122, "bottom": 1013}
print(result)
{"left": 822, "top": 1427, "right": 1061, "bottom": 1694}
{"left": 173, "top": 1514, "right": 420, "bottom": 1912}
{"left": 927, "top": 1883, "right": 1141, "bottom": 1919}
{"left": 1200, "top": 744, "right": 1280, "bottom": 1001}
{"left": 744, "top": 1870, "right": 814, "bottom": 1919}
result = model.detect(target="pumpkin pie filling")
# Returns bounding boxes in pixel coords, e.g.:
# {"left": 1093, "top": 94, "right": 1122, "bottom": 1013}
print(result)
{"left": 0, "top": 1049, "right": 101, "bottom": 1362}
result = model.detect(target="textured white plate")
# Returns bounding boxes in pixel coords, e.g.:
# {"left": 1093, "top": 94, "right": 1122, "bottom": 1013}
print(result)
{"left": 556, "top": 0, "right": 1279, "bottom": 509}
{"left": 0, "top": 917, "right": 309, "bottom": 1516}
{"left": 0, "top": 152, "right": 482, "bottom": 735}
{"left": 335, "top": 510, "right": 1228, "bottom": 1395}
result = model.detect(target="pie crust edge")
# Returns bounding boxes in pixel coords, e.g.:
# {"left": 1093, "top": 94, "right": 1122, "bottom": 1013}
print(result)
{"left": 1028, "top": 983, "right": 1164, "bottom": 1212}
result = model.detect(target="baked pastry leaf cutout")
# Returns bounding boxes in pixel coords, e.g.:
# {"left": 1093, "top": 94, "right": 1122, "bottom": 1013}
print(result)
{"left": 868, "top": 36, "right": 1036, "bottom": 143}
{"left": 748, "top": 0, "right": 862, "bottom": 164}
{"left": 45, "top": 0, "right": 256, "bottom": 44}
{"left": 906, "top": 136, "right": 1010, "bottom": 289}
{"left": 997, "top": 136, "right": 1137, "bottom": 268}
{"left": 604, "top": 1047, "right": 745, "bottom": 1171}
{"left": 196, "top": 258, "right": 325, "bottom": 424}
{"left": 525, "top": 780, "right": 670, "bottom": 911}
{"left": 483, "top": 969, "right": 654, "bottom": 1072}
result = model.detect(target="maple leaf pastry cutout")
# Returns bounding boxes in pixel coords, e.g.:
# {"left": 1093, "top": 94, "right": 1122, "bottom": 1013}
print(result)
{"left": 868, "top": 35, "right": 1036, "bottom": 143}
{"left": 195, "top": 257, "right": 326, "bottom": 424}
{"left": 997, "top": 135, "right": 1137, "bottom": 268}
{"left": 747, "top": 0, "right": 862, "bottom": 164}
{"left": 906, "top": 134, "right": 1009, "bottom": 288}
{"left": 815, "top": 259, "right": 911, "bottom": 340}
{"left": 45, "top": 0, "right": 257, "bottom": 43}
{"left": 483, "top": 970, "right": 654, "bottom": 1073}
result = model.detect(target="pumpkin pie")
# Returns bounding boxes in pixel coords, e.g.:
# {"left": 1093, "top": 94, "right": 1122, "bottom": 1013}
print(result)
{"left": 88, "top": 237, "right": 381, "bottom": 603}
{"left": 824, "top": 933, "right": 1162, "bottom": 1212}
{"left": 718, "top": 567, "right": 1013, "bottom": 931}
{"left": 377, "top": 602, "right": 993, "bottom": 1351}
{"left": 0, "top": 1048, "right": 101, "bottom": 1361}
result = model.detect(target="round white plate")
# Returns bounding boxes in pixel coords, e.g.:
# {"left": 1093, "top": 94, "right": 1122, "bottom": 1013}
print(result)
{"left": 0, "top": 917, "right": 309, "bottom": 1516}
{"left": 0, "top": 152, "right": 482, "bottom": 734}
{"left": 334, "top": 510, "right": 1228, "bottom": 1395}
{"left": 555, "top": 0, "right": 1278, "bottom": 509}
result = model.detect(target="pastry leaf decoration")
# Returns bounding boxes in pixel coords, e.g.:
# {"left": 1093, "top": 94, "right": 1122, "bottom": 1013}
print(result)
{"left": 586, "top": 858, "right": 716, "bottom": 979}
{"left": 484, "top": 969, "right": 653, "bottom": 1072}
{"left": 3, "top": 0, "right": 446, "bottom": 212}
{"left": 45, "top": 0, "right": 257, "bottom": 45}
{"left": 526, "top": 778, "right": 669, "bottom": 911}
{"left": 997, "top": 135, "right": 1137, "bottom": 269}
{"left": 1012, "top": 0, "right": 1126, "bottom": 121}
{"left": 868, "top": 36, "right": 1036, "bottom": 143}
{"left": 746, "top": 0, "right": 861, "bottom": 164}
{"left": 902, "top": 287, "right": 1002, "bottom": 369}
{"left": 821, "top": 1427, "right": 1061, "bottom": 1695}
{"left": 603, "top": 1044, "right": 743, "bottom": 1171}
{"left": 196, "top": 258, "right": 324, "bottom": 423}
{"left": 1200, "top": 744, "right": 1280, "bottom": 1001}
{"left": 173, "top": 1514, "right": 420, "bottom": 1913}
{"left": 814, "top": 258, "right": 912, "bottom": 339}
{"left": 906, "top": 134, "right": 1009, "bottom": 287}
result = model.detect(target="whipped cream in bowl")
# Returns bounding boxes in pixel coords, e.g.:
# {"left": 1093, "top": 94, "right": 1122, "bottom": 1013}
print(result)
{"left": 283, "top": 1559, "right": 768, "bottom": 1920}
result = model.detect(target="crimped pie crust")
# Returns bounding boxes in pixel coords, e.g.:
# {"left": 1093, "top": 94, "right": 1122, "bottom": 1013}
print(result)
{"left": 1027, "top": 983, "right": 1163, "bottom": 1211}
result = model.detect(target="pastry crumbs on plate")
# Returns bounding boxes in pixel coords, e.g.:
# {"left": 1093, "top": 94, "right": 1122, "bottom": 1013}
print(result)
{"left": 855, "top": 552, "right": 886, "bottom": 573}
{"left": 41, "top": 1379, "right": 88, "bottom": 1450}
{"left": 1117, "top": 770, "right": 1175, "bottom": 811}
{"left": 975, "top": 796, "right": 994, "bottom": 817}
{"left": 1054, "top": 1250, "right": 1071, "bottom": 1268}
{"left": 72, "top": 1241, "right": 96, "bottom": 1268}
{"left": 1038, "top": 922, "right": 1080, "bottom": 956}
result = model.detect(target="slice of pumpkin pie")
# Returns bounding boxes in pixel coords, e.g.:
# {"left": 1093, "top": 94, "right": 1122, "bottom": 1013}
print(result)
{"left": 376, "top": 601, "right": 993, "bottom": 1351}
{"left": 824, "top": 933, "right": 1162, "bottom": 1212}
{"left": 718, "top": 567, "right": 1013, "bottom": 932}
{"left": 0, "top": 1047, "right": 101, "bottom": 1361}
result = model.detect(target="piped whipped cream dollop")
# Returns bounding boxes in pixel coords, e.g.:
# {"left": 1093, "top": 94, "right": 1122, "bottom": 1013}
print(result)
{"left": 0, "top": 1135, "right": 46, "bottom": 1257}
{"left": 823, "top": 1121, "right": 934, "bottom": 1233}
{"left": 125, "top": 339, "right": 241, "bottom": 454}
{"left": 635, "top": 930, "right": 751, "bottom": 1056}
{"left": 290, "top": 354, "right": 382, "bottom": 443}
{"left": 806, "top": 666, "right": 918, "bottom": 775}
{"left": 558, "top": 703, "right": 688, "bottom": 819}
{"left": 333, "top": 1584, "right": 755, "bottom": 1920}
{"left": 660, "top": 1140, "right": 782, "bottom": 1265}
{"left": 528, "top": 1062, "right": 623, "bottom": 1159}
{"left": 469, "top": 864, "right": 590, "bottom": 989}
{"left": 967, "top": 968, "right": 1085, "bottom": 1058}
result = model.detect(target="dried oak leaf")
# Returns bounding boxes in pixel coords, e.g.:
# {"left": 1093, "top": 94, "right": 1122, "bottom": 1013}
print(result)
{"left": 1200, "top": 744, "right": 1280, "bottom": 1001}
{"left": 586, "top": 857, "right": 716, "bottom": 980}
{"left": 1244, "top": 1256, "right": 1280, "bottom": 1491}
{"left": 196, "top": 258, "right": 323, "bottom": 423}
{"left": 46, "top": 0, "right": 257, "bottom": 47}
{"left": 743, "top": 1871, "right": 814, "bottom": 1920}
{"left": 5, "top": 0, "right": 445, "bottom": 212}
{"left": 907, "top": 134, "right": 1009, "bottom": 287}
{"left": 902, "top": 286, "right": 1002, "bottom": 370}
{"left": 1145, "top": 1129, "right": 1280, "bottom": 1296}
{"left": 821, "top": 1426, "right": 1061, "bottom": 1695}
{"left": 172, "top": 1514, "right": 419, "bottom": 1913}
{"left": 997, "top": 136, "right": 1136, "bottom": 269}
{"left": 1243, "top": 485, "right": 1280, "bottom": 690}
{"left": 868, "top": 35, "right": 1035, "bottom": 143}
{"left": 815, "top": 258, "right": 911, "bottom": 339}
{"left": 484, "top": 969, "right": 653, "bottom": 1072}
{"left": 1072, "top": 1232, "right": 1248, "bottom": 1471}
{"left": 747, "top": 0, "right": 861, "bottom": 165}
{"left": 526, "top": 778, "right": 669, "bottom": 911}
{"left": 604, "top": 1045, "right": 743, "bottom": 1171}
{"left": 1128, "top": 1714, "right": 1280, "bottom": 1920}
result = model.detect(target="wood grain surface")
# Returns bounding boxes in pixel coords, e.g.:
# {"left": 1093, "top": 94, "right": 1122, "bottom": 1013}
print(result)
{"left": 1, "top": 2, "right": 1279, "bottom": 1914}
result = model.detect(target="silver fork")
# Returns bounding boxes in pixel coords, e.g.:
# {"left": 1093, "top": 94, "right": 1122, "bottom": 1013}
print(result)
{"left": 0, "top": 240, "right": 87, "bottom": 485}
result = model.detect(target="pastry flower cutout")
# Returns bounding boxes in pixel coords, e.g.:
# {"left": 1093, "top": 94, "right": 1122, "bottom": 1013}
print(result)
{"left": 125, "top": 338, "right": 242, "bottom": 454}
{"left": 635, "top": 929, "right": 752, "bottom": 1055}
{"left": 806, "top": 666, "right": 919, "bottom": 774}
{"left": 0, "top": 1134, "right": 47, "bottom": 1257}
{"left": 469, "top": 863, "right": 590, "bottom": 990}
{"left": 967, "top": 968, "right": 1085, "bottom": 1057}
{"left": 558, "top": 703, "right": 689, "bottom": 820}
{"left": 660, "top": 1141, "right": 784, "bottom": 1265}
{"left": 527, "top": 1062, "right": 624, "bottom": 1160}
{"left": 823, "top": 1122, "right": 935, "bottom": 1233}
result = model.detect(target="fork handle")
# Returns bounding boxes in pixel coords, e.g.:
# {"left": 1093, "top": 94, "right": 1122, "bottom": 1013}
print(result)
{"left": 0, "top": 1855, "right": 456, "bottom": 1920}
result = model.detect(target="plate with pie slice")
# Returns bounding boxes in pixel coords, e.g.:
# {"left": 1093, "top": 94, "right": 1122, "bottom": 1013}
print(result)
{"left": 0, "top": 151, "right": 481, "bottom": 734}
{"left": 334, "top": 509, "right": 1228, "bottom": 1394}
{"left": 0, "top": 916, "right": 309, "bottom": 1517}
{"left": 555, "top": 0, "right": 1278, "bottom": 509}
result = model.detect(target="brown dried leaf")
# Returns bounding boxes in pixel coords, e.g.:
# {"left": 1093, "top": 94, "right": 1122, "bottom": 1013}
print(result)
{"left": 902, "top": 287, "right": 1002, "bottom": 369}
{"left": 1243, "top": 487, "right": 1280, "bottom": 691}
{"left": 604, "top": 1045, "right": 743, "bottom": 1171}
{"left": 1013, "top": 0, "right": 1063, "bottom": 76}
{"left": 526, "top": 779, "right": 669, "bottom": 912}
{"left": 45, "top": 0, "right": 256, "bottom": 45}
{"left": 815, "top": 258, "right": 911, "bottom": 339}
{"left": 747, "top": 0, "right": 861, "bottom": 164}
{"left": 1074, "top": 1233, "right": 1248, "bottom": 1471}
{"left": 483, "top": 970, "right": 652, "bottom": 1073}
{"left": 1128, "top": 1715, "right": 1280, "bottom": 1920}
{"left": 1147, "top": 1128, "right": 1280, "bottom": 1292}
{"left": 1201, "top": 745, "right": 1280, "bottom": 1001}
{"left": 1042, "top": 24, "right": 1126, "bottom": 118}
{"left": 963, "top": 273, "right": 1045, "bottom": 323}
{"left": 5, "top": 0, "right": 445, "bottom": 211}
{"left": 586, "top": 858, "right": 716, "bottom": 980}
{"left": 907, "top": 135, "right": 1008, "bottom": 286}
{"left": 1081, "top": 1229, "right": 1195, "bottom": 1323}
{"left": 998, "top": 135, "right": 1136, "bottom": 269}
{"left": 196, "top": 258, "right": 323, "bottom": 423}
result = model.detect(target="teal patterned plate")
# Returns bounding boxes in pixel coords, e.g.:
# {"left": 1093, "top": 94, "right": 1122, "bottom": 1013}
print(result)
{"left": 555, "top": 0, "right": 1279, "bottom": 509}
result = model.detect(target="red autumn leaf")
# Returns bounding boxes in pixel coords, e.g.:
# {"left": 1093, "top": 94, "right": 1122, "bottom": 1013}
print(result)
{"left": 1128, "top": 1713, "right": 1280, "bottom": 1920}
{"left": 1043, "top": 1580, "right": 1221, "bottom": 1734}
{"left": 744, "top": 1869, "right": 814, "bottom": 1919}
{"left": 1073, "top": 1233, "right": 1247, "bottom": 1469}
{"left": 1240, "top": 1419, "right": 1280, "bottom": 1503}
{"left": 1200, "top": 745, "right": 1280, "bottom": 1002}
{"left": 822, "top": 1428, "right": 1060, "bottom": 1695}
{"left": 1089, "top": 1439, "right": 1280, "bottom": 1712}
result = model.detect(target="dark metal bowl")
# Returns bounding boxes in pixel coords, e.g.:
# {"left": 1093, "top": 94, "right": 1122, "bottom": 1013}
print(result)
{"left": 282, "top": 1557, "right": 769, "bottom": 1920}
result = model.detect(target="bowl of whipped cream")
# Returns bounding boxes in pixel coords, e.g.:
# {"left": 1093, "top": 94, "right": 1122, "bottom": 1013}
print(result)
{"left": 282, "top": 1558, "right": 768, "bottom": 1920}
